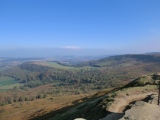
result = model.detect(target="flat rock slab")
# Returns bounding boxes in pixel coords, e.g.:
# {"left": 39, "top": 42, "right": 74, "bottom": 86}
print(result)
{"left": 120, "top": 101, "right": 160, "bottom": 120}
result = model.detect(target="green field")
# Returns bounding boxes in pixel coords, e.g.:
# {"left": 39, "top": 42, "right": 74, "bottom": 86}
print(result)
{"left": 35, "top": 61, "right": 94, "bottom": 70}
{"left": 47, "top": 62, "right": 95, "bottom": 70}
{"left": 47, "top": 62, "right": 77, "bottom": 69}
{"left": 0, "top": 83, "right": 21, "bottom": 89}
{"left": 0, "top": 76, "right": 18, "bottom": 85}
{"left": 0, "top": 76, "right": 21, "bottom": 92}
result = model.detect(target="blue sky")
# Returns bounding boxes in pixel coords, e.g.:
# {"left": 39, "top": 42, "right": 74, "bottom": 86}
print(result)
{"left": 0, "top": 0, "right": 160, "bottom": 57}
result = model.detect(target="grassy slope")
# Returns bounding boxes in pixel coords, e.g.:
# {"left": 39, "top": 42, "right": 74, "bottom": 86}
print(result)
{"left": 0, "top": 94, "right": 90, "bottom": 120}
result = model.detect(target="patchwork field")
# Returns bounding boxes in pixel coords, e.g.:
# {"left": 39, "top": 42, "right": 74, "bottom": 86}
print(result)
{"left": 0, "top": 76, "right": 21, "bottom": 92}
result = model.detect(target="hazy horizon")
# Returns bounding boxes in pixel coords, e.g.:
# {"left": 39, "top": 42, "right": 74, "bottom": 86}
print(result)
{"left": 0, "top": 0, "right": 160, "bottom": 57}
{"left": 0, "top": 47, "right": 158, "bottom": 58}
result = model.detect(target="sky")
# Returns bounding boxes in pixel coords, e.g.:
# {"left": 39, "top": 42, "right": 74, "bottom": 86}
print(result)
{"left": 0, "top": 0, "right": 160, "bottom": 57}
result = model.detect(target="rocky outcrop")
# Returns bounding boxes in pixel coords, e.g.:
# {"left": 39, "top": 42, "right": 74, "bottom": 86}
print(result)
{"left": 74, "top": 118, "right": 86, "bottom": 120}
{"left": 101, "top": 94, "right": 159, "bottom": 120}
{"left": 120, "top": 101, "right": 160, "bottom": 120}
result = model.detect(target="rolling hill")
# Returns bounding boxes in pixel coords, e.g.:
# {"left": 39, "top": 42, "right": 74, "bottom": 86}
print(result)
{"left": 1, "top": 54, "right": 160, "bottom": 90}
{"left": 75, "top": 54, "right": 160, "bottom": 67}
{"left": 1, "top": 54, "right": 160, "bottom": 120}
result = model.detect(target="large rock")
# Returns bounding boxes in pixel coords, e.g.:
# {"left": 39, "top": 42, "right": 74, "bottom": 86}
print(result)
{"left": 120, "top": 101, "right": 160, "bottom": 120}
{"left": 74, "top": 118, "right": 86, "bottom": 120}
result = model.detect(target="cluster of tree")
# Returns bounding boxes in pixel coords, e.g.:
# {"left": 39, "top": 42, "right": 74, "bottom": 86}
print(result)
{"left": 0, "top": 82, "right": 93, "bottom": 106}
{"left": 0, "top": 92, "right": 47, "bottom": 106}
{"left": 0, "top": 63, "right": 123, "bottom": 88}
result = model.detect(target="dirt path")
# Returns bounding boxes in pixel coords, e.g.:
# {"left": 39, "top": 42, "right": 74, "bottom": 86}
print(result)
{"left": 108, "top": 92, "right": 156, "bottom": 113}
{"left": 100, "top": 90, "right": 157, "bottom": 120}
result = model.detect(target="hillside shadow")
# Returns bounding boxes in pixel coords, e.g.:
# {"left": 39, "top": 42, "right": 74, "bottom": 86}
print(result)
{"left": 29, "top": 104, "right": 125, "bottom": 120}
{"left": 29, "top": 93, "right": 155, "bottom": 120}
{"left": 29, "top": 88, "right": 122, "bottom": 120}
{"left": 29, "top": 95, "right": 112, "bottom": 120}
{"left": 29, "top": 99, "right": 125, "bottom": 120}
{"left": 100, "top": 112, "right": 124, "bottom": 120}
{"left": 29, "top": 95, "right": 98, "bottom": 120}
{"left": 29, "top": 100, "right": 84, "bottom": 120}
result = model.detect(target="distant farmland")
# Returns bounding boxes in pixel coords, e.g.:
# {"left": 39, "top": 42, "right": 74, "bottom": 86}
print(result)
{"left": 0, "top": 76, "right": 21, "bottom": 92}
{"left": 33, "top": 61, "right": 94, "bottom": 70}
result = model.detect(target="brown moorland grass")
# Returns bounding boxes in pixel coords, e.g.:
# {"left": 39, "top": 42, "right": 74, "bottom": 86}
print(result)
{"left": 0, "top": 87, "right": 116, "bottom": 120}
{"left": 0, "top": 94, "right": 89, "bottom": 120}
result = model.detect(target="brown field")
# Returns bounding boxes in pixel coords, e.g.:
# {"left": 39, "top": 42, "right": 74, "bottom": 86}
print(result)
{"left": 0, "top": 94, "right": 89, "bottom": 120}
{"left": 0, "top": 87, "right": 115, "bottom": 120}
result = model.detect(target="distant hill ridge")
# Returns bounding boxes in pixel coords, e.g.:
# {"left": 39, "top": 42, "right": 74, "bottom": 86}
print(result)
{"left": 75, "top": 54, "right": 160, "bottom": 67}
{"left": 145, "top": 52, "right": 160, "bottom": 55}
